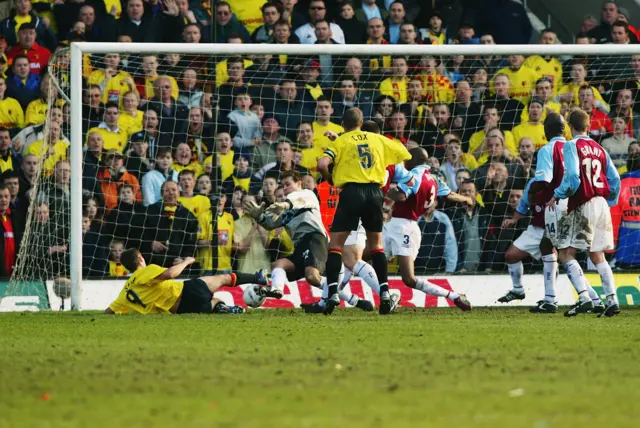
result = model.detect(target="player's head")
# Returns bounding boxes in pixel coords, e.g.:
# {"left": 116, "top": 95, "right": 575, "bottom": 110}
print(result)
{"left": 280, "top": 170, "right": 302, "bottom": 195}
{"left": 568, "top": 109, "right": 590, "bottom": 135}
{"left": 342, "top": 107, "right": 363, "bottom": 131}
{"left": 406, "top": 147, "right": 429, "bottom": 170}
{"left": 362, "top": 120, "right": 381, "bottom": 134}
{"left": 121, "top": 248, "right": 145, "bottom": 272}
{"left": 543, "top": 112, "right": 565, "bottom": 140}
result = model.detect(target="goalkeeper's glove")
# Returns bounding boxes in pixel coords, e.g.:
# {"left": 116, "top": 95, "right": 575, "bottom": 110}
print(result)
{"left": 265, "top": 201, "right": 291, "bottom": 215}
{"left": 243, "top": 200, "right": 266, "bottom": 219}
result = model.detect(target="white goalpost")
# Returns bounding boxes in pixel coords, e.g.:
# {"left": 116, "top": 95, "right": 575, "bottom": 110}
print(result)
{"left": 4, "top": 42, "right": 639, "bottom": 311}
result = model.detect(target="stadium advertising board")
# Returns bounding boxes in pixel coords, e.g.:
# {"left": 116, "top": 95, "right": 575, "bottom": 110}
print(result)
{"left": 42, "top": 274, "right": 640, "bottom": 311}
{"left": 0, "top": 281, "right": 49, "bottom": 311}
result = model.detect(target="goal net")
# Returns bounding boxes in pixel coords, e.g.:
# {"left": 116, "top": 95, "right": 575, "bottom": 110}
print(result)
{"left": 2, "top": 43, "right": 638, "bottom": 311}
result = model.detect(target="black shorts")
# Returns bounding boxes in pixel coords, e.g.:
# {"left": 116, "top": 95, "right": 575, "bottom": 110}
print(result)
{"left": 287, "top": 232, "right": 328, "bottom": 280}
{"left": 331, "top": 183, "right": 384, "bottom": 233}
{"left": 177, "top": 278, "right": 213, "bottom": 314}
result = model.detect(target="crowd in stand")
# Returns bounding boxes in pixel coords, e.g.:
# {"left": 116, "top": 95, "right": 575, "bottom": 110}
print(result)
{"left": 1, "top": 0, "right": 640, "bottom": 281}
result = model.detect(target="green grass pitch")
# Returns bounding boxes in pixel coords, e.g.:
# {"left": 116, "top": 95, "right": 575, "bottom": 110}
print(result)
{"left": 0, "top": 308, "right": 639, "bottom": 428}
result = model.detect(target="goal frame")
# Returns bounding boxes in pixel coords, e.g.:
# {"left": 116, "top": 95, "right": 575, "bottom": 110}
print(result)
{"left": 68, "top": 42, "right": 639, "bottom": 309}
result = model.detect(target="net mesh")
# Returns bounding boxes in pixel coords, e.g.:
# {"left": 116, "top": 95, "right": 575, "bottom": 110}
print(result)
{"left": 3, "top": 46, "right": 637, "bottom": 310}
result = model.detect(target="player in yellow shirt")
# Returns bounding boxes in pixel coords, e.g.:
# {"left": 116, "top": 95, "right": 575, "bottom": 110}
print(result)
{"left": 523, "top": 29, "right": 563, "bottom": 95}
{"left": 379, "top": 56, "right": 410, "bottom": 103}
{"left": 105, "top": 248, "right": 267, "bottom": 315}
{"left": 491, "top": 55, "right": 538, "bottom": 104}
{"left": 317, "top": 108, "right": 410, "bottom": 315}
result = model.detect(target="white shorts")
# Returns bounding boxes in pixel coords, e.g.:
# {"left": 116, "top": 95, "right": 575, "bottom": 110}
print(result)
{"left": 555, "top": 196, "right": 614, "bottom": 252}
{"left": 383, "top": 217, "right": 421, "bottom": 260}
{"left": 512, "top": 225, "right": 544, "bottom": 260}
{"left": 544, "top": 198, "right": 568, "bottom": 248}
{"left": 344, "top": 221, "right": 366, "bottom": 249}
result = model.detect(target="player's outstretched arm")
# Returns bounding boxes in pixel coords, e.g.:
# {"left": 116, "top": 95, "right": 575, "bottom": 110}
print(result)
{"left": 605, "top": 152, "right": 621, "bottom": 206}
{"left": 317, "top": 156, "right": 333, "bottom": 184}
{"left": 554, "top": 142, "right": 581, "bottom": 200}
{"left": 156, "top": 257, "right": 196, "bottom": 281}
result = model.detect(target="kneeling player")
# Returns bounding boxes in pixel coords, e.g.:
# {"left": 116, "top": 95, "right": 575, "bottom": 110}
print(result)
{"left": 386, "top": 147, "right": 472, "bottom": 311}
{"left": 105, "top": 249, "right": 266, "bottom": 315}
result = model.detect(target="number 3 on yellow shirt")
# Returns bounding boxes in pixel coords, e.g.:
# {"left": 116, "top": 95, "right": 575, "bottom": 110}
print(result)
{"left": 358, "top": 144, "right": 373, "bottom": 169}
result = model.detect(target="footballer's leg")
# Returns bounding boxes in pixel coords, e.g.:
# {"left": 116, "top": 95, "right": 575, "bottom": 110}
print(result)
{"left": 498, "top": 244, "right": 529, "bottom": 302}
{"left": 588, "top": 201, "right": 619, "bottom": 317}
{"left": 261, "top": 258, "right": 297, "bottom": 300}
{"left": 532, "top": 237, "right": 560, "bottom": 313}
{"left": 558, "top": 247, "right": 594, "bottom": 316}
{"left": 342, "top": 227, "right": 382, "bottom": 296}
{"left": 589, "top": 251, "right": 620, "bottom": 317}
{"left": 199, "top": 271, "right": 268, "bottom": 294}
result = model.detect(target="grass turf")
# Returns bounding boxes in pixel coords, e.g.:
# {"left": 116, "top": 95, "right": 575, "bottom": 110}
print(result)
{"left": 0, "top": 308, "right": 639, "bottom": 428}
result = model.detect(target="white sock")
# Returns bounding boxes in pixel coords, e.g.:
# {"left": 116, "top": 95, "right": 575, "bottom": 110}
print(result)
{"left": 415, "top": 278, "right": 459, "bottom": 300}
{"left": 271, "top": 267, "right": 287, "bottom": 292}
{"left": 507, "top": 262, "right": 524, "bottom": 294}
{"left": 317, "top": 280, "right": 328, "bottom": 307}
{"left": 336, "top": 265, "right": 359, "bottom": 305}
{"left": 565, "top": 260, "right": 590, "bottom": 302}
{"left": 595, "top": 261, "right": 618, "bottom": 305}
{"left": 585, "top": 282, "right": 602, "bottom": 305}
{"left": 352, "top": 260, "right": 380, "bottom": 295}
{"left": 541, "top": 254, "right": 557, "bottom": 303}
{"left": 340, "top": 266, "right": 353, "bottom": 287}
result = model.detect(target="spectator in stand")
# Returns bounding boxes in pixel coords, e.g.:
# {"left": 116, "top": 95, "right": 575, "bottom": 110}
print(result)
{"left": 97, "top": 149, "right": 142, "bottom": 212}
{"left": 88, "top": 53, "right": 135, "bottom": 106}
{"left": 482, "top": 73, "right": 524, "bottom": 131}
{"left": 25, "top": 75, "right": 54, "bottom": 126}
{"left": 557, "top": 62, "right": 610, "bottom": 112}
{"left": 0, "top": 183, "right": 24, "bottom": 278}
{"left": 196, "top": 194, "right": 232, "bottom": 275}
{"left": 295, "top": 121, "right": 322, "bottom": 179}
{"left": 521, "top": 77, "right": 562, "bottom": 123}
{"left": 420, "top": 102, "right": 452, "bottom": 160}
{"left": 196, "top": 174, "right": 212, "bottom": 197}
{"left": 450, "top": 79, "right": 482, "bottom": 141}
{"left": 86, "top": 102, "right": 128, "bottom": 153}
{"left": 13, "top": 105, "right": 65, "bottom": 152}
{"left": 17, "top": 154, "right": 37, "bottom": 198}
{"left": 81, "top": 85, "right": 104, "bottom": 133}
{"left": 364, "top": 18, "right": 390, "bottom": 75}
{"left": 384, "top": 109, "right": 410, "bottom": 145}
{"left": 296, "top": 0, "right": 345, "bottom": 45}
{"left": 172, "top": 142, "right": 204, "bottom": 177}
{"left": 107, "top": 239, "right": 129, "bottom": 277}
{"left": 475, "top": 162, "right": 513, "bottom": 224}
{"left": 356, "top": 0, "right": 388, "bottom": 23}
{"left": 233, "top": 193, "right": 270, "bottom": 273}
{"left": 178, "top": 170, "right": 211, "bottom": 230}
{"left": 511, "top": 137, "right": 536, "bottom": 182}
{"left": 512, "top": 98, "right": 547, "bottom": 150}
{"left": 175, "top": 107, "right": 213, "bottom": 163}
{"left": 469, "top": 0, "right": 531, "bottom": 45}
{"left": 136, "top": 55, "right": 179, "bottom": 102}
{"left": 144, "top": 77, "right": 189, "bottom": 136}
{"left": 601, "top": 117, "right": 636, "bottom": 168}
{"left": 335, "top": 0, "right": 366, "bottom": 44}
{"left": 118, "top": 91, "right": 143, "bottom": 138}
{"left": 102, "top": 181, "right": 146, "bottom": 248}
{"left": 0, "top": 0, "right": 56, "bottom": 51}
{"left": 452, "top": 179, "right": 490, "bottom": 273}
{"left": 272, "top": 79, "right": 314, "bottom": 140}
{"left": 332, "top": 75, "right": 373, "bottom": 124}
{"left": 0, "top": 76, "right": 24, "bottom": 133}
{"left": 415, "top": 55, "right": 454, "bottom": 104}
{"left": 137, "top": 180, "right": 199, "bottom": 270}
{"left": 252, "top": 140, "right": 309, "bottom": 185}
{"left": 82, "top": 131, "right": 103, "bottom": 197}
{"left": 260, "top": 176, "right": 277, "bottom": 205}
{"left": 24, "top": 120, "right": 68, "bottom": 174}
{"left": 492, "top": 55, "right": 537, "bottom": 106}
{"left": 1, "top": 170, "right": 27, "bottom": 216}
{"left": 608, "top": 88, "right": 640, "bottom": 137}
{"left": 5, "top": 55, "right": 40, "bottom": 111}
{"left": 222, "top": 152, "right": 252, "bottom": 197}
{"left": 589, "top": 1, "right": 619, "bottom": 44}
{"left": 253, "top": 115, "right": 291, "bottom": 170}
{"left": 130, "top": 114, "right": 173, "bottom": 161}
{"left": 579, "top": 85, "right": 613, "bottom": 141}
{"left": 141, "top": 147, "right": 178, "bottom": 206}
{"left": 468, "top": 34, "right": 507, "bottom": 76}
{"left": 178, "top": 68, "right": 203, "bottom": 109}
{"left": 213, "top": 1, "right": 251, "bottom": 43}
{"left": 204, "top": 131, "right": 235, "bottom": 183}
{"left": 272, "top": 18, "right": 299, "bottom": 46}
{"left": 116, "top": 0, "right": 183, "bottom": 43}
{"left": 523, "top": 29, "right": 563, "bottom": 95}
{"left": 414, "top": 200, "right": 457, "bottom": 274}
{"left": 251, "top": 2, "right": 280, "bottom": 43}
{"left": 344, "top": 57, "right": 377, "bottom": 104}
{"left": 228, "top": 186, "right": 246, "bottom": 218}
{"left": 124, "top": 134, "right": 152, "bottom": 181}
{"left": 227, "top": 92, "right": 262, "bottom": 150}
{"left": 384, "top": 1, "right": 406, "bottom": 44}
{"left": 6, "top": 23, "right": 50, "bottom": 76}
{"left": 38, "top": 159, "right": 70, "bottom": 223}
{"left": 312, "top": 97, "right": 343, "bottom": 149}
{"left": 440, "top": 138, "right": 477, "bottom": 191}
{"left": 217, "top": 56, "right": 252, "bottom": 117}
{"left": 379, "top": 56, "right": 410, "bottom": 103}
{"left": 0, "top": 127, "right": 21, "bottom": 174}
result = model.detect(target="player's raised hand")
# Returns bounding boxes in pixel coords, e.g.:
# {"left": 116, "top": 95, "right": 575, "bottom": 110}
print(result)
{"left": 502, "top": 218, "right": 516, "bottom": 228}
{"left": 184, "top": 257, "right": 196, "bottom": 265}
{"left": 266, "top": 202, "right": 289, "bottom": 215}
{"left": 243, "top": 200, "right": 266, "bottom": 218}
{"left": 324, "top": 130, "right": 338, "bottom": 141}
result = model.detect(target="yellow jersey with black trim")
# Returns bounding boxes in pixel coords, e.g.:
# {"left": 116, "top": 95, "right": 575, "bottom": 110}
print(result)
{"left": 109, "top": 261, "right": 130, "bottom": 277}
{"left": 108, "top": 264, "right": 183, "bottom": 314}
{"left": 491, "top": 65, "right": 538, "bottom": 104}
{"left": 0, "top": 97, "right": 24, "bottom": 128}
{"left": 323, "top": 130, "right": 411, "bottom": 188}
{"left": 523, "top": 55, "right": 563, "bottom": 95}
{"left": 379, "top": 77, "right": 410, "bottom": 103}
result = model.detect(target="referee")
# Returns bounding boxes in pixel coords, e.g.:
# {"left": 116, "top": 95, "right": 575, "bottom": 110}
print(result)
{"left": 317, "top": 108, "right": 411, "bottom": 315}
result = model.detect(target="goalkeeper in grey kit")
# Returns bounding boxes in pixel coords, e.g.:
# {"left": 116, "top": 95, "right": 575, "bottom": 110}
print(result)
{"left": 243, "top": 170, "right": 373, "bottom": 310}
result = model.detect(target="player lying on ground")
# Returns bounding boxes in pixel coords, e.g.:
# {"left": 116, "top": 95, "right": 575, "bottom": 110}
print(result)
{"left": 499, "top": 113, "right": 603, "bottom": 313}
{"left": 386, "top": 147, "right": 472, "bottom": 311}
{"left": 551, "top": 109, "right": 621, "bottom": 317}
{"left": 318, "top": 108, "right": 411, "bottom": 315}
{"left": 105, "top": 248, "right": 267, "bottom": 315}
{"left": 242, "top": 170, "right": 374, "bottom": 311}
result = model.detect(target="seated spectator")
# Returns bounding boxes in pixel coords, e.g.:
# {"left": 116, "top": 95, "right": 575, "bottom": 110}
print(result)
{"left": 0, "top": 76, "right": 25, "bottom": 132}
{"left": 7, "top": 22, "right": 50, "bottom": 75}
{"left": 298, "top": 60, "right": 325, "bottom": 103}
{"left": 335, "top": 1, "right": 366, "bottom": 44}
{"left": 5, "top": 55, "right": 40, "bottom": 110}
{"left": 332, "top": 75, "right": 374, "bottom": 124}
{"left": 253, "top": 140, "right": 309, "bottom": 186}
{"left": 204, "top": 131, "right": 235, "bottom": 183}
{"left": 108, "top": 239, "right": 130, "bottom": 277}
{"left": 222, "top": 151, "right": 252, "bottom": 196}
{"left": 440, "top": 138, "right": 478, "bottom": 190}
{"left": 177, "top": 68, "right": 204, "bottom": 109}
{"left": 253, "top": 115, "right": 291, "bottom": 170}
{"left": 0, "top": 127, "right": 21, "bottom": 174}
{"left": 451, "top": 180, "right": 491, "bottom": 273}
{"left": 471, "top": 67, "right": 489, "bottom": 102}
{"left": 0, "top": 0, "right": 56, "bottom": 51}
{"left": 124, "top": 134, "right": 152, "bottom": 181}
{"left": 470, "top": 109, "right": 517, "bottom": 161}
{"left": 82, "top": 211, "right": 109, "bottom": 278}
{"left": 418, "top": 11, "right": 444, "bottom": 44}
{"left": 296, "top": 0, "right": 345, "bottom": 45}
{"left": 384, "top": 1, "right": 406, "bottom": 44}
{"left": 103, "top": 183, "right": 145, "bottom": 248}
{"left": 83, "top": 195, "right": 101, "bottom": 225}
{"left": 272, "top": 18, "right": 299, "bottom": 46}
{"left": 17, "top": 153, "right": 37, "bottom": 198}
{"left": 216, "top": 55, "right": 252, "bottom": 116}
{"left": 97, "top": 149, "right": 142, "bottom": 212}
{"left": 143, "top": 76, "right": 189, "bottom": 136}
{"left": 420, "top": 102, "right": 452, "bottom": 160}
{"left": 88, "top": 53, "right": 136, "bottom": 106}
{"left": 295, "top": 121, "right": 322, "bottom": 179}
{"left": 312, "top": 97, "right": 343, "bottom": 147}
{"left": 512, "top": 99, "right": 547, "bottom": 150}
{"left": 129, "top": 113, "right": 173, "bottom": 161}
{"left": 141, "top": 147, "right": 179, "bottom": 206}
{"left": 579, "top": 85, "right": 613, "bottom": 142}
{"left": 229, "top": 186, "right": 246, "bottom": 219}
{"left": 444, "top": 55, "right": 471, "bottom": 84}
{"left": 227, "top": 92, "right": 262, "bottom": 150}
{"left": 118, "top": 91, "right": 143, "bottom": 137}
{"left": 601, "top": 117, "right": 636, "bottom": 168}
{"left": 373, "top": 94, "right": 396, "bottom": 124}
{"left": 135, "top": 55, "right": 179, "bottom": 102}
{"left": 251, "top": 2, "right": 280, "bottom": 43}
{"left": 415, "top": 200, "right": 457, "bottom": 274}
{"left": 233, "top": 193, "right": 270, "bottom": 273}
{"left": 213, "top": 1, "right": 251, "bottom": 43}
{"left": 136, "top": 180, "right": 199, "bottom": 270}
{"left": 265, "top": 186, "right": 294, "bottom": 262}
{"left": 379, "top": 56, "right": 410, "bottom": 103}
{"left": 25, "top": 121, "right": 68, "bottom": 174}
{"left": 85, "top": 102, "right": 129, "bottom": 153}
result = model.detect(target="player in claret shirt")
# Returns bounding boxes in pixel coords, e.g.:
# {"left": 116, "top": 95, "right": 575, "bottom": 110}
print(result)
{"left": 552, "top": 109, "right": 621, "bottom": 317}
{"left": 385, "top": 147, "right": 472, "bottom": 311}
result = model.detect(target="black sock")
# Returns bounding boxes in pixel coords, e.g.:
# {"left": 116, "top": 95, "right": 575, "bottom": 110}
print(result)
{"left": 371, "top": 250, "right": 389, "bottom": 295}
{"left": 326, "top": 250, "right": 342, "bottom": 296}
{"left": 232, "top": 272, "right": 262, "bottom": 285}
